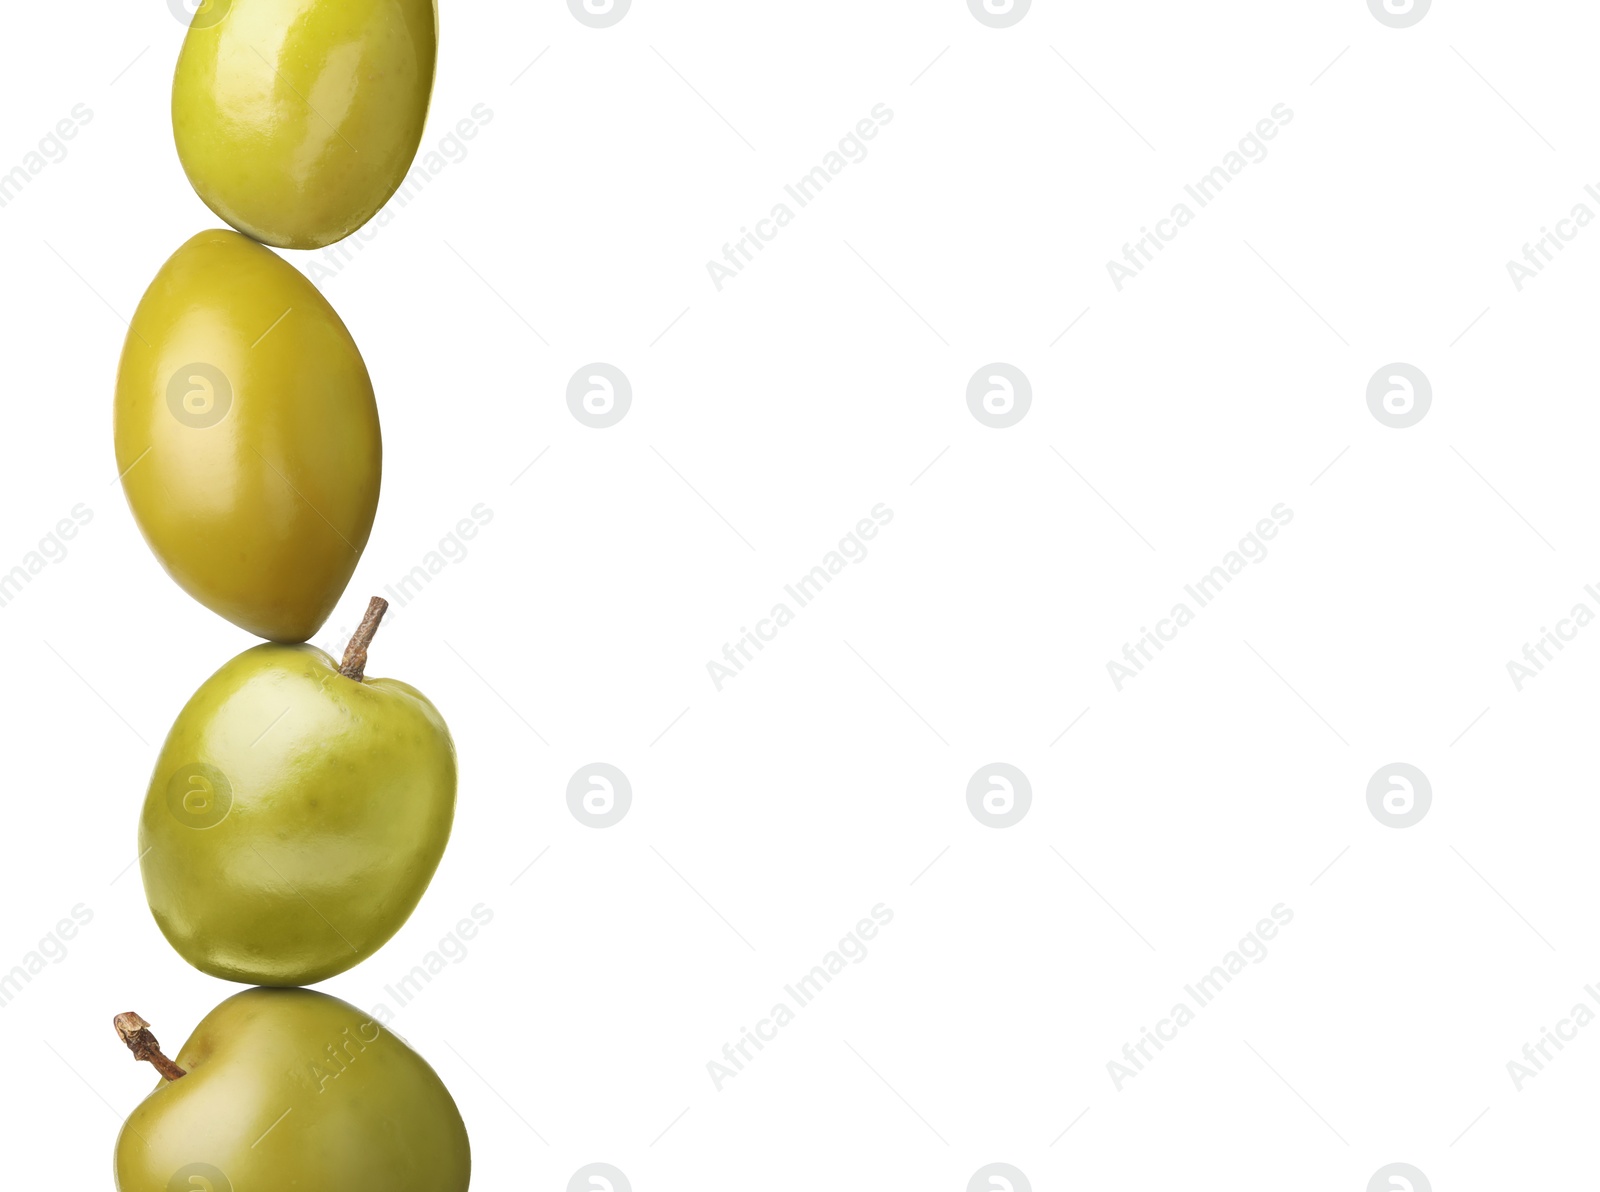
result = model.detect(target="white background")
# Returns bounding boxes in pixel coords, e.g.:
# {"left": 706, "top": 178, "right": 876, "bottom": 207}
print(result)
{"left": 2, "top": 0, "right": 1597, "bottom": 1188}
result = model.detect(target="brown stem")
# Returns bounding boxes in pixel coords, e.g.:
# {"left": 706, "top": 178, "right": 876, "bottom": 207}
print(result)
{"left": 113, "top": 1012, "right": 185, "bottom": 1082}
{"left": 339, "top": 596, "right": 390, "bottom": 682}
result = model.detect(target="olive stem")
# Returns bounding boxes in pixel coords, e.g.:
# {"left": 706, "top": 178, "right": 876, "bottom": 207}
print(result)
{"left": 113, "top": 1012, "right": 186, "bottom": 1082}
{"left": 339, "top": 596, "right": 389, "bottom": 682}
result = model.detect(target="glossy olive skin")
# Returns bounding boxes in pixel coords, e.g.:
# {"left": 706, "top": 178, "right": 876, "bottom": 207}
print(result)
{"left": 140, "top": 642, "right": 456, "bottom": 986}
{"left": 115, "top": 988, "right": 470, "bottom": 1192}
{"left": 173, "top": 0, "right": 438, "bottom": 249}
{"left": 115, "top": 230, "right": 380, "bottom": 642}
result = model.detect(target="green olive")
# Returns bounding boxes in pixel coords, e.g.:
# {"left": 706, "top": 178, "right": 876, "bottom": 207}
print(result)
{"left": 139, "top": 606, "right": 455, "bottom": 987}
{"left": 172, "top": 0, "right": 438, "bottom": 250}
{"left": 114, "top": 229, "right": 380, "bottom": 642}
{"left": 114, "top": 988, "right": 470, "bottom": 1192}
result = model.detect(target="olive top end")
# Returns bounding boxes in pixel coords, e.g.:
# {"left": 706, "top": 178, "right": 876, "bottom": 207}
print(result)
{"left": 338, "top": 596, "right": 390, "bottom": 682}
{"left": 114, "top": 1011, "right": 186, "bottom": 1082}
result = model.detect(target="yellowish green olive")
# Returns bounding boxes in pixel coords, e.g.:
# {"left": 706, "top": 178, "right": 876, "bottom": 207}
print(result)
{"left": 114, "top": 988, "right": 470, "bottom": 1192}
{"left": 172, "top": 0, "right": 439, "bottom": 250}
{"left": 114, "top": 229, "right": 381, "bottom": 642}
{"left": 139, "top": 602, "right": 456, "bottom": 987}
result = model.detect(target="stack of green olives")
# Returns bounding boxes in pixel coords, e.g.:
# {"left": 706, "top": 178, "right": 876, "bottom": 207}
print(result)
{"left": 110, "top": 3, "right": 471, "bottom": 1189}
